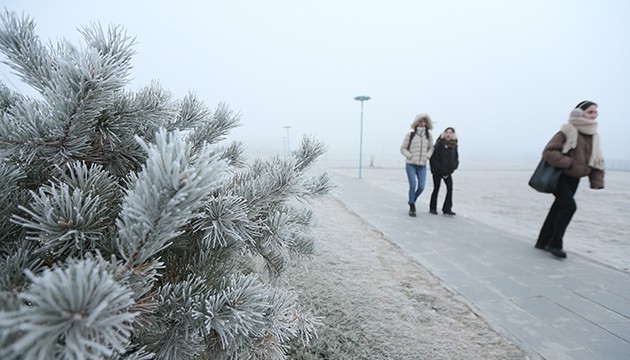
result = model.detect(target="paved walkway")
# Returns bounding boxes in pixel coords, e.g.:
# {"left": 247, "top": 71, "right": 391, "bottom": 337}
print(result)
{"left": 333, "top": 173, "right": 630, "bottom": 360}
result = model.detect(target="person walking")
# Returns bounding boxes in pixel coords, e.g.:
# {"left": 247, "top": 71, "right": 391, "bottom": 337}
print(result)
{"left": 534, "top": 101, "right": 604, "bottom": 259}
{"left": 400, "top": 114, "right": 434, "bottom": 217}
{"left": 429, "top": 127, "right": 459, "bottom": 216}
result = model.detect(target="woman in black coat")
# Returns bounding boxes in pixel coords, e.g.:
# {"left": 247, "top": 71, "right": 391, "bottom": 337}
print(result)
{"left": 429, "top": 127, "right": 459, "bottom": 215}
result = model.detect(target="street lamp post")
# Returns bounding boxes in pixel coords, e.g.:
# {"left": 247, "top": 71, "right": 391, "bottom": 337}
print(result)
{"left": 284, "top": 125, "right": 291, "bottom": 153}
{"left": 354, "top": 95, "right": 371, "bottom": 179}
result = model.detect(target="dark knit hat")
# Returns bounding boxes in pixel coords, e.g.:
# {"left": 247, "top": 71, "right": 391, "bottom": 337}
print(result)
{"left": 575, "top": 100, "right": 597, "bottom": 110}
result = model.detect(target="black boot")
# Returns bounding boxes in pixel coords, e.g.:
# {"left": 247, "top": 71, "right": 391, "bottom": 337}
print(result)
{"left": 547, "top": 247, "right": 567, "bottom": 259}
{"left": 408, "top": 203, "right": 416, "bottom": 217}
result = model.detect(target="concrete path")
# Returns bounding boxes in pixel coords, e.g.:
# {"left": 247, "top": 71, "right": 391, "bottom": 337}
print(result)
{"left": 333, "top": 173, "right": 630, "bottom": 360}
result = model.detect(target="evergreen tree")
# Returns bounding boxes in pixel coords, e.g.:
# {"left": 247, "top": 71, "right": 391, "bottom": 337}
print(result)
{"left": 0, "top": 11, "right": 335, "bottom": 359}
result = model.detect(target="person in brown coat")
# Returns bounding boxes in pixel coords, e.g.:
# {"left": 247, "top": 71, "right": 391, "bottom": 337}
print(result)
{"left": 534, "top": 100, "right": 605, "bottom": 259}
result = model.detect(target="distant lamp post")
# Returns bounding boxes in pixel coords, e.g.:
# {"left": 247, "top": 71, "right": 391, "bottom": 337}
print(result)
{"left": 354, "top": 95, "right": 371, "bottom": 179}
{"left": 284, "top": 125, "right": 291, "bottom": 153}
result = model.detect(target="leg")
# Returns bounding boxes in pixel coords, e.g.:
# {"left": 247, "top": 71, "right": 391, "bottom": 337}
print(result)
{"left": 536, "top": 175, "right": 579, "bottom": 250}
{"left": 442, "top": 175, "right": 454, "bottom": 213}
{"left": 405, "top": 163, "right": 417, "bottom": 205}
{"left": 429, "top": 173, "right": 441, "bottom": 213}
{"left": 413, "top": 165, "right": 427, "bottom": 202}
{"left": 547, "top": 175, "right": 579, "bottom": 249}
{"left": 536, "top": 199, "right": 560, "bottom": 248}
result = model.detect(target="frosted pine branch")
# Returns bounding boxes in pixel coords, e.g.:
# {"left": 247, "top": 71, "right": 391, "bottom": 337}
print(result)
{"left": 0, "top": 257, "right": 137, "bottom": 360}
{"left": 13, "top": 183, "right": 109, "bottom": 258}
{"left": 116, "top": 129, "right": 227, "bottom": 267}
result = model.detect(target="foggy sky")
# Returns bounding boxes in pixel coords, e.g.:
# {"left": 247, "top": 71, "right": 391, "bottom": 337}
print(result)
{"left": 2, "top": 0, "right": 629, "bottom": 168}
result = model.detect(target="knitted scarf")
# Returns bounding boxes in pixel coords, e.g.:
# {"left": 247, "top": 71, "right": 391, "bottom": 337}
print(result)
{"left": 560, "top": 116, "right": 604, "bottom": 170}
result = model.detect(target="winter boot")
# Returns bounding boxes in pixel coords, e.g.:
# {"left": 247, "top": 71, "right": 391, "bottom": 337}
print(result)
{"left": 408, "top": 203, "right": 416, "bottom": 217}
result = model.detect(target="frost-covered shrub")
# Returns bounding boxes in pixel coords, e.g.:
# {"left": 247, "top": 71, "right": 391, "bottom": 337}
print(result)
{"left": 0, "top": 10, "right": 334, "bottom": 359}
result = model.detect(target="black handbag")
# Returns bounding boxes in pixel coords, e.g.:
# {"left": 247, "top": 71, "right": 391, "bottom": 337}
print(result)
{"left": 528, "top": 159, "right": 562, "bottom": 193}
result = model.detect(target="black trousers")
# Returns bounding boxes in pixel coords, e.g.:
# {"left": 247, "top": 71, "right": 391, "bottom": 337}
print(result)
{"left": 430, "top": 173, "right": 453, "bottom": 212}
{"left": 536, "top": 174, "right": 580, "bottom": 250}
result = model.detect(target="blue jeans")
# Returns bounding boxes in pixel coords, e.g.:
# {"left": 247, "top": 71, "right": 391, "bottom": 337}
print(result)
{"left": 405, "top": 163, "right": 427, "bottom": 204}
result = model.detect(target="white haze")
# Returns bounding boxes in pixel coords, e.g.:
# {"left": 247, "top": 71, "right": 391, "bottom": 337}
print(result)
{"left": 2, "top": 0, "right": 629, "bottom": 169}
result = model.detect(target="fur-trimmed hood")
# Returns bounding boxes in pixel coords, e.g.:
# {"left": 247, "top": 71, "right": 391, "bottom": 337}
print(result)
{"left": 410, "top": 113, "right": 433, "bottom": 130}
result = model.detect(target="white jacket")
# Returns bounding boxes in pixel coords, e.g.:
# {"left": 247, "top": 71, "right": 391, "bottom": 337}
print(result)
{"left": 400, "top": 113, "right": 434, "bottom": 165}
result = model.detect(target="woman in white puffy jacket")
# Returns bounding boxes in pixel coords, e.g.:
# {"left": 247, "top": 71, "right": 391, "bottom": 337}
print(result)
{"left": 400, "top": 113, "right": 434, "bottom": 217}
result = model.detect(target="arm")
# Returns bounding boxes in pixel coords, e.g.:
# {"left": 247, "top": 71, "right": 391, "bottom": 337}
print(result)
{"left": 542, "top": 132, "right": 573, "bottom": 169}
{"left": 429, "top": 141, "right": 439, "bottom": 171}
{"left": 400, "top": 132, "right": 412, "bottom": 159}
{"left": 589, "top": 169, "right": 604, "bottom": 189}
{"left": 426, "top": 134, "right": 434, "bottom": 159}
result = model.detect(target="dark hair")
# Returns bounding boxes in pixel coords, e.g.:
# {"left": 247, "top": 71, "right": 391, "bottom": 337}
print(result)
{"left": 575, "top": 100, "right": 597, "bottom": 110}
